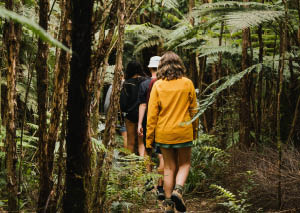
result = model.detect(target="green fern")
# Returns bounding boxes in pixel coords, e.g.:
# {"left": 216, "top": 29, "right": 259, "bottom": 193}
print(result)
{"left": 199, "top": 45, "right": 241, "bottom": 57}
{"left": 210, "top": 184, "right": 252, "bottom": 213}
{"left": 185, "top": 63, "right": 263, "bottom": 125}
{"left": 195, "top": 1, "right": 278, "bottom": 15}
{"left": 0, "top": 6, "right": 71, "bottom": 53}
{"left": 225, "top": 10, "right": 284, "bottom": 31}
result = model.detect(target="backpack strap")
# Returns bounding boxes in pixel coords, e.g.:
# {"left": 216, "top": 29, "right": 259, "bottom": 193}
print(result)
{"left": 146, "top": 78, "right": 157, "bottom": 104}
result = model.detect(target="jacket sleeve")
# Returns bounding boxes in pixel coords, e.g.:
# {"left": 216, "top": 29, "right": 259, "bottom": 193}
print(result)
{"left": 189, "top": 82, "right": 199, "bottom": 139}
{"left": 146, "top": 84, "right": 160, "bottom": 148}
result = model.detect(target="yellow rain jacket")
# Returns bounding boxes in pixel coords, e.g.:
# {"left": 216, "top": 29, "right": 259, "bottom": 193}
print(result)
{"left": 146, "top": 77, "right": 198, "bottom": 148}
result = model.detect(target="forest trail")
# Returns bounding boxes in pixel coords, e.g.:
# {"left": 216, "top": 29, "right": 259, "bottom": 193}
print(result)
{"left": 140, "top": 192, "right": 217, "bottom": 213}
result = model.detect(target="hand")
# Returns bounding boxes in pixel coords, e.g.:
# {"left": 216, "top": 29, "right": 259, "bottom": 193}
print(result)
{"left": 138, "top": 123, "right": 143, "bottom": 136}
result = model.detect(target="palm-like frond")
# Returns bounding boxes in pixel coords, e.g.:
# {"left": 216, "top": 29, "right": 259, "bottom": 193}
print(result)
{"left": 162, "top": 0, "right": 179, "bottom": 9}
{"left": 199, "top": 46, "right": 241, "bottom": 57}
{"left": 225, "top": 10, "right": 284, "bottom": 31}
{"left": 134, "top": 37, "right": 161, "bottom": 54}
{"left": 194, "top": 1, "right": 278, "bottom": 16}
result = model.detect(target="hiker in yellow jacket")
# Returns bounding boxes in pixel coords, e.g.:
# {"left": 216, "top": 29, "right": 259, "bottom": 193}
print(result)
{"left": 146, "top": 51, "right": 198, "bottom": 213}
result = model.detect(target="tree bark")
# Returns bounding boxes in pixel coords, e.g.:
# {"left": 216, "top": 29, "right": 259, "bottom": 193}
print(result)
{"left": 46, "top": 0, "right": 71, "bottom": 211}
{"left": 256, "top": 10, "right": 264, "bottom": 143}
{"left": 239, "top": 2, "right": 252, "bottom": 149}
{"left": 97, "top": 0, "right": 126, "bottom": 211}
{"left": 36, "top": 0, "right": 51, "bottom": 212}
{"left": 64, "top": 0, "right": 94, "bottom": 212}
{"left": 3, "top": 0, "right": 21, "bottom": 211}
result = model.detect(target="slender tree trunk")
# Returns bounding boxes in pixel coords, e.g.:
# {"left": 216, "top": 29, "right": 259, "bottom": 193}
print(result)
{"left": 3, "top": 0, "right": 21, "bottom": 211}
{"left": 46, "top": 0, "right": 71, "bottom": 211}
{"left": 277, "top": 0, "right": 288, "bottom": 208}
{"left": 211, "top": 64, "right": 217, "bottom": 132}
{"left": 98, "top": 0, "right": 126, "bottom": 211}
{"left": 239, "top": 2, "right": 252, "bottom": 149}
{"left": 64, "top": 0, "right": 94, "bottom": 212}
{"left": 36, "top": 0, "right": 50, "bottom": 212}
{"left": 256, "top": 1, "right": 264, "bottom": 143}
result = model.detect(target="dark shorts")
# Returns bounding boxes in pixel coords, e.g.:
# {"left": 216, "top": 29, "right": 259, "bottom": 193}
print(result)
{"left": 156, "top": 141, "right": 193, "bottom": 149}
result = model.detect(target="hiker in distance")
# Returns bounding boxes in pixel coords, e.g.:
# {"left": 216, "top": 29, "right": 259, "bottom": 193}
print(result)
{"left": 120, "top": 61, "right": 147, "bottom": 156}
{"left": 146, "top": 51, "right": 199, "bottom": 213}
{"left": 137, "top": 56, "right": 165, "bottom": 199}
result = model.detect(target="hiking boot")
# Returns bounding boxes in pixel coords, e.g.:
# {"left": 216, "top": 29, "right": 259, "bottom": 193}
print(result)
{"left": 157, "top": 186, "right": 165, "bottom": 200}
{"left": 171, "top": 185, "right": 186, "bottom": 212}
{"left": 163, "top": 199, "right": 175, "bottom": 213}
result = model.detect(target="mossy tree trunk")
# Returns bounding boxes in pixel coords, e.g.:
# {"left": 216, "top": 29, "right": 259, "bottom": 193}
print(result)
{"left": 64, "top": 0, "right": 94, "bottom": 212}
{"left": 239, "top": 0, "right": 252, "bottom": 149}
{"left": 98, "top": 0, "right": 126, "bottom": 210}
{"left": 35, "top": 0, "right": 51, "bottom": 212}
{"left": 47, "top": 0, "right": 71, "bottom": 211}
{"left": 3, "top": 0, "right": 21, "bottom": 211}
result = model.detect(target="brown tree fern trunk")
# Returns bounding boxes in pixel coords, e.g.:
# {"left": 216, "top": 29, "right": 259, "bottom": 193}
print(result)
{"left": 36, "top": 0, "right": 51, "bottom": 212}
{"left": 98, "top": 0, "right": 126, "bottom": 211}
{"left": 3, "top": 0, "right": 21, "bottom": 211}
{"left": 46, "top": 0, "right": 71, "bottom": 211}
{"left": 63, "top": 0, "right": 94, "bottom": 212}
{"left": 239, "top": 8, "right": 252, "bottom": 149}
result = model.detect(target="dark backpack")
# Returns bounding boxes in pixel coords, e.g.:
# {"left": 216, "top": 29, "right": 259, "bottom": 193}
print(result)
{"left": 120, "top": 77, "right": 146, "bottom": 122}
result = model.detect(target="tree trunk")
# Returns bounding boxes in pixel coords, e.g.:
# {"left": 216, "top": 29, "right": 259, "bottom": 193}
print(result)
{"left": 64, "top": 0, "right": 94, "bottom": 212}
{"left": 239, "top": 2, "right": 252, "bottom": 149}
{"left": 98, "top": 0, "right": 126, "bottom": 211}
{"left": 277, "top": 0, "right": 288, "bottom": 208}
{"left": 36, "top": 0, "right": 51, "bottom": 212}
{"left": 3, "top": 0, "right": 21, "bottom": 211}
{"left": 256, "top": 10, "right": 264, "bottom": 143}
{"left": 47, "top": 0, "right": 71, "bottom": 211}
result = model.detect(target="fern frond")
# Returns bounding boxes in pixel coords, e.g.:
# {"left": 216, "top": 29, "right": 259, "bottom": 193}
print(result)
{"left": 225, "top": 10, "right": 284, "bottom": 31}
{"left": 199, "top": 46, "right": 241, "bottom": 57}
{"left": 184, "top": 63, "right": 263, "bottom": 125}
{"left": 134, "top": 37, "right": 161, "bottom": 54}
{"left": 162, "top": 0, "right": 179, "bottom": 9}
{"left": 195, "top": 1, "right": 278, "bottom": 15}
{"left": 210, "top": 184, "right": 236, "bottom": 201}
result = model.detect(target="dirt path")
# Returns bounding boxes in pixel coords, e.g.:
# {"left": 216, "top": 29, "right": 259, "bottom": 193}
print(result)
{"left": 140, "top": 191, "right": 218, "bottom": 213}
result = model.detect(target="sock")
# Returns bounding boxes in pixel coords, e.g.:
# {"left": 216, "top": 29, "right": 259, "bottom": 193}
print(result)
{"left": 174, "top": 184, "right": 183, "bottom": 193}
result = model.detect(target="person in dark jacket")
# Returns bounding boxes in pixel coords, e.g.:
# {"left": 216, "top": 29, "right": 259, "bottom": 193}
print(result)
{"left": 120, "top": 61, "right": 146, "bottom": 156}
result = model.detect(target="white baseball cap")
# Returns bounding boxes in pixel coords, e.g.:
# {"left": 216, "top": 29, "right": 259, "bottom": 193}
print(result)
{"left": 148, "top": 56, "right": 161, "bottom": 68}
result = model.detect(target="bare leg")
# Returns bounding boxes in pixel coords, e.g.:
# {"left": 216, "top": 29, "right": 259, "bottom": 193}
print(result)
{"left": 157, "top": 153, "right": 164, "bottom": 186}
{"left": 160, "top": 148, "right": 176, "bottom": 199}
{"left": 121, "top": 131, "right": 127, "bottom": 148}
{"left": 125, "top": 119, "right": 136, "bottom": 153}
{"left": 137, "top": 135, "right": 145, "bottom": 157}
{"left": 175, "top": 147, "right": 191, "bottom": 186}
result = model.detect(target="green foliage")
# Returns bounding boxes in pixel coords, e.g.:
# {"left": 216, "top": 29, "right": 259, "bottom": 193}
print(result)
{"left": 199, "top": 45, "right": 241, "bottom": 57}
{"left": 186, "top": 134, "right": 230, "bottom": 192}
{"left": 186, "top": 63, "right": 262, "bottom": 125}
{"left": 106, "top": 149, "right": 160, "bottom": 211}
{"left": 0, "top": 6, "right": 71, "bottom": 53}
{"left": 224, "top": 10, "right": 284, "bottom": 32}
{"left": 210, "top": 184, "right": 251, "bottom": 213}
